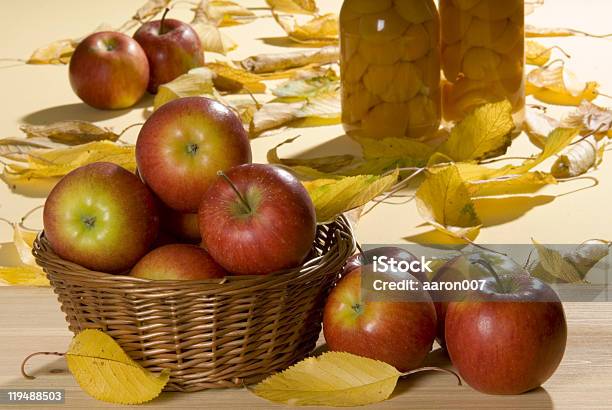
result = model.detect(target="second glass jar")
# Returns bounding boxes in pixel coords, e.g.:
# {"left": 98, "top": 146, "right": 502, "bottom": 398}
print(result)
{"left": 340, "top": 0, "right": 441, "bottom": 140}
{"left": 440, "top": 0, "right": 525, "bottom": 122}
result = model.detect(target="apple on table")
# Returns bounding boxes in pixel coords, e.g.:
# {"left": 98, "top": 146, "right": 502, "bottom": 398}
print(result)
{"left": 133, "top": 8, "right": 204, "bottom": 94}
{"left": 69, "top": 31, "right": 149, "bottom": 110}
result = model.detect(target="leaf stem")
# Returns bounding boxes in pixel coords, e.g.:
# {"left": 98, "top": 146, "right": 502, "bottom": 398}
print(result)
{"left": 400, "top": 366, "right": 462, "bottom": 386}
{"left": 217, "top": 170, "right": 252, "bottom": 213}
{"left": 21, "top": 351, "right": 65, "bottom": 380}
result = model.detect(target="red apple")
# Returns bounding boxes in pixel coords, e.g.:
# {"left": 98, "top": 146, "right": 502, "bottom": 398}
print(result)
{"left": 323, "top": 268, "right": 437, "bottom": 371}
{"left": 136, "top": 96, "right": 251, "bottom": 213}
{"left": 133, "top": 9, "right": 204, "bottom": 94}
{"left": 445, "top": 273, "right": 567, "bottom": 395}
{"left": 199, "top": 164, "right": 316, "bottom": 276}
{"left": 43, "top": 162, "right": 159, "bottom": 272}
{"left": 130, "top": 244, "right": 226, "bottom": 280}
{"left": 69, "top": 31, "right": 149, "bottom": 109}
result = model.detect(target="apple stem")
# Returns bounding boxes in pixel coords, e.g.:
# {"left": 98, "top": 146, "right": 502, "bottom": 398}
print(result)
{"left": 355, "top": 242, "right": 368, "bottom": 266}
{"left": 217, "top": 171, "right": 252, "bottom": 214}
{"left": 473, "top": 259, "right": 507, "bottom": 293}
{"left": 159, "top": 8, "right": 170, "bottom": 35}
{"left": 400, "top": 367, "right": 462, "bottom": 386}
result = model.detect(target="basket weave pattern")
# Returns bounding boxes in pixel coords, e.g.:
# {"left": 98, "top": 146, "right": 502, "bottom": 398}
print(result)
{"left": 33, "top": 217, "right": 355, "bottom": 391}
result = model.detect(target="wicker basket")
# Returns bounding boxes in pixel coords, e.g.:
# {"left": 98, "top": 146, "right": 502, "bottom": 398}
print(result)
{"left": 33, "top": 216, "right": 355, "bottom": 392}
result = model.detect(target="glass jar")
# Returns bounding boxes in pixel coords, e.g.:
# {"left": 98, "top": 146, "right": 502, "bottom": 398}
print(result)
{"left": 340, "top": 0, "right": 441, "bottom": 140}
{"left": 440, "top": 0, "right": 525, "bottom": 123}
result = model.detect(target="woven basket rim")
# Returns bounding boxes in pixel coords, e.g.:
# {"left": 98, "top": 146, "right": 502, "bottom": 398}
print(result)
{"left": 34, "top": 215, "right": 356, "bottom": 291}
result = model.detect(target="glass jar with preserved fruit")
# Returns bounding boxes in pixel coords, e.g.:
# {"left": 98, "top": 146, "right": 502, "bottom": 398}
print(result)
{"left": 340, "top": 0, "right": 441, "bottom": 140}
{"left": 440, "top": 0, "right": 525, "bottom": 123}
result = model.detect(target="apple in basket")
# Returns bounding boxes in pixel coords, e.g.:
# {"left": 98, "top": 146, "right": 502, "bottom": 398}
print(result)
{"left": 136, "top": 96, "right": 252, "bottom": 213}
{"left": 43, "top": 162, "right": 159, "bottom": 272}
{"left": 323, "top": 267, "right": 437, "bottom": 372}
{"left": 130, "top": 244, "right": 227, "bottom": 280}
{"left": 199, "top": 164, "right": 317, "bottom": 276}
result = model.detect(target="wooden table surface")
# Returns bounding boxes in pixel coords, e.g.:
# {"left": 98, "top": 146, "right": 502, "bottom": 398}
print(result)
{"left": 0, "top": 288, "right": 610, "bottom": 409}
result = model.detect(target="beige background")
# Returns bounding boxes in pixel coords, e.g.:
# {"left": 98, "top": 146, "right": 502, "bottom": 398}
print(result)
{"left": 0, "top": 0, "right": 611, "bottom": 409}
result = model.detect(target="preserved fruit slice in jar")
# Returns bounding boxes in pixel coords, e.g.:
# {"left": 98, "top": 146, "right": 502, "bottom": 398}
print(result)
{"left": 415, "top": 51, "right": 441, "bottom": 90}
{"left": 407, "top": 95, "right": 440, "bottom": 138}
{"left": 343, "top": 83, "right": 381, "bottom": 124}
{"left": 462, "top": 47, "right": 501, "bottom": 81}
{"left": 359, "top": 38, "right": 406, "bottom": 64}
{"left": 394, "top": 0, "right": 437, "bottom": 24}
{"left": 360, "top": 10, "right": 408, "bottom": 42}
{"left": 469, "top": 0, "right": 521, "bottom": 21}
{"left": 452, "top": 0, "right": 481, "bottom": 11}
{"left": 464, "top": 17, "right": 508, "bottom": 48}
{"left": 441, "top": 2, "right": 472, "bottom": 44}
{"left": 491, "top": 20, "right": 522, "bottom": 54}
{"left": 442, "top": 42, "right": 462, "bottom": 81}
{"left": 402, "top": 23, "right": 431, "bottom": 61}
{"left": 362, "top": 102, "right": 411, "bottom": 138}
{"left": 344, "top": 53, "right": 369, "bottom": 84}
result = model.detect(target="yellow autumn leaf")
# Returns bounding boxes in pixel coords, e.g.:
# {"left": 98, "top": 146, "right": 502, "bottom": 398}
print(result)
{"left": 266, "top": 0, "right": 318, "bottom": 14}
{"left": 526, "top": 64, "right": 600, "bottom": 106}
{"left": 66, "top": 329, "right": 169, "bottom": 404}
{"left": 154, "top": 67, "right": 215, "bottom": 110}
{"left": 466, "top": 172, "right": 557, "bottom": 197}
{"left": 303, "top": 170, "right": 399, "bottom": 223}
{"left": 272, "top": 69, "right": 338, "bottom": 98}
{"left": 0, "top": 225, "right": 48, "bottom": 287}
{"left": 416, "top": 165, "right": 481, "bottom": 240}
{"left": 273, "top": 13, "right": 339, "bottom": 45}
{"left": 20, "top": 121, "right": 119, "bottom": 145}
{"left": 551, "top": 136, "right": 600, "bottom": 178}
{"left": 526, "top": 40, "right": 552, "bottom": 66}
{"left": 251, "top": 352, "right": 401, "bottom": 407}
{"left": 133, "top": 0, "right": 171, "bottom": 21}
{"left": 206, "top": 62, "right": 266, "bottom": 93}
{"left": 3, "top": 141, "right": 136, "bottom": 181}
{"left": 513, "top": 127, "right": 580, "bottom": 174}
{"left": 192, "top": 2, "right": 237, "bottom": 54}
{"left": 532, "top": 240, "right": 583, "bottom": 283}
{"left": 0, "top": 266, "right": 49, "bottom": 287}
{"left": 439, "top": 100, "right": 514, "bottom": 162}
{"left": 355, "top": 136, "right": 434, "bottom": 164}
{"left": 526, "top": 24, "right": 612, "bottom": 39}
{"left": 27, "top": 39, "right": 76, "bottom": 65}
{"left": 208, "top": 0, "right": 256, "bottom": 27}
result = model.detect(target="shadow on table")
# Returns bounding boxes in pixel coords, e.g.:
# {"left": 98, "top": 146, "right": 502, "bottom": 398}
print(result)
{"left": 1, "top": 356, "right": 68, "bottom": 390}
{"left": 393, "top": 348, "right": 553, "bottom": 409}
{"left": 20, "top": 95, "right": 154, "bottom": 125}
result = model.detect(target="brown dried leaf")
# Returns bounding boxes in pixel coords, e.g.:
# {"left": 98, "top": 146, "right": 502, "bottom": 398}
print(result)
{"left": 209, "top": 0, "right": 256, "bottom": 26}
{"left": 240, "top": 46, "right": 339, "bottom": 74}
{"left": 192, "top": 1, "right": 237, "bottom": 54}
{"left": 551, "top": 136, "right": 600, "bottom": 178}
{"left": 525, "top": 109, "right": 560, "bottom": 148}
{"left": 27, "top": 39, "right": 76, "bottom": 65}
{"left": 526, "top": 24, "right": 612, "bottom": 39}
{"left": 20, "top": 121, "right": 119, "bottom": 145}
{"left": 133, "top": 0, "right": 172, "bottom": 21}
{"left": 563, "top": 101, "right": 612, "bottom": 137}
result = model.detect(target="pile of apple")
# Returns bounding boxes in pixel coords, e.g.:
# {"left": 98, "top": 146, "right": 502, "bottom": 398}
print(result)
{"left": 69, "top": 9, "right": 203, "bottom": 109}
{"left": 323, "top": 247, "right": 568, "bottom": 395}
{"left": 43, "top": 96, "right": 318, "bottom": 279}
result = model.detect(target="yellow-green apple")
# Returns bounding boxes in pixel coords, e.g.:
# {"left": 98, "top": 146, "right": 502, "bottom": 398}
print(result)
{"left": 69, "top": 31, "right": 149, "bottom": 109}
{"left": 133, "top": 9, "right": 204, "bottom": 94}
{"left": 199, "top": 164, "right": 316, "bottom": 275}
{"left": 43, "top": 162, "right": 159, "bottom": 272}
{"left": 130, "top": 244, "right": 226, "bottom": 280}
{"left": 136, "top": 96, "right": 251, "bottom": 213}
{"left": 323, "top": 268, "right": 437, "bottom": 371}
{"left": 445, "top": 273, "right": 567, "bottom": 395}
